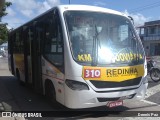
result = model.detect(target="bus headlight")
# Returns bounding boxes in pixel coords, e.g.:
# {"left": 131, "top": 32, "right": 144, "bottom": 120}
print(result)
{"left": 65, "top": 79, "right": 89, "bottom": 90}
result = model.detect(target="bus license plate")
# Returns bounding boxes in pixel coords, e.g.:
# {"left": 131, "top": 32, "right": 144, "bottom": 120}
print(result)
{"left": 107, "top": 100, "right": 123, "bottom": 108}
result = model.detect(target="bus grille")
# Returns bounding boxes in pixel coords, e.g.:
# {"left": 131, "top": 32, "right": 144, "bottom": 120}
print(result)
{"left": 97, "top": 93, "right": 136, "bottom": 102}
{"left": 89, "top": 77, "right": 142, "bottom": 89}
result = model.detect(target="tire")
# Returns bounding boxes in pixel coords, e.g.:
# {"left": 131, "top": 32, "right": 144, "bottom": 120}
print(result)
{"left": 150, "top": 68, "right": 160, "bottom": 82}
{"left": 45, "top": 81, "right": 57, "bottom": 104}
{"left": 16, "top": 69, "right": 25, "bottom": 86}
{"left": 45, "top": 81, "right": 65, "bottom": 110}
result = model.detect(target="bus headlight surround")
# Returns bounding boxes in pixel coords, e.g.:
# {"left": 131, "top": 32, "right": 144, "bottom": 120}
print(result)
{"left": 65, "top": 79, "right": 89, "bottom": 90}
{"left": 142, "top": 76, "right": 148, "bottom": 84}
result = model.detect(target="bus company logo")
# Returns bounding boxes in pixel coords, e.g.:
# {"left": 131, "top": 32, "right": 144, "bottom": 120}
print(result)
{"left": 106, "top": 68, "right": 138, "bottom": 77}
{"left": 78, "top": 54, "right": 92, "bottom": 62}
{"left": 2, "top": 112, "right": 42, "bottom": 117}
{"left": 115, "top": 53, "right": 143, "bottom": 62}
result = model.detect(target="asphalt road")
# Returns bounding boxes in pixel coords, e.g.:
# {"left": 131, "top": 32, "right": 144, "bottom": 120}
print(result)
{"left": 0, "top": 57, "right": 160, "bottom": 120}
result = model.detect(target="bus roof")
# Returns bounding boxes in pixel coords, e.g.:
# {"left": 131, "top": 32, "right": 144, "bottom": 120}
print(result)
{"left": 10, "top": 5, "right": 128, "bottom": 32}
{"left": 58, "top": 5, "right": 125, "bottom": 16}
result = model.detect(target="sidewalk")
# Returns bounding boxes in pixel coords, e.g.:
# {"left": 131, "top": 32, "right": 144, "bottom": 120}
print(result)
{"left": 0, "top": 58, "right": 25, "bottom": 120}
{"left": 0, "top": 57, "right": 12, "bottom": 111}
{"left": 0, "top": 58, "right": 11, "bottom": 76}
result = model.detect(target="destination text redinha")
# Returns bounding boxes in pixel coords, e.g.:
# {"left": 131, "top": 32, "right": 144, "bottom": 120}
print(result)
{"left": 106, "top": 68, "right": 138, "bottom": 76}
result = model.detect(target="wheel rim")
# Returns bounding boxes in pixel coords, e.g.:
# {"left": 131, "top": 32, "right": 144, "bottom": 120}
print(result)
{"left": 150, "top": 69, "right": 160, "bottom": 81}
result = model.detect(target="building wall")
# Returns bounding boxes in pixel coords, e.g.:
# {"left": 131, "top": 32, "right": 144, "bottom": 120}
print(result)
{"left": 139, "top": 20, "right": 160, "bottom": 56}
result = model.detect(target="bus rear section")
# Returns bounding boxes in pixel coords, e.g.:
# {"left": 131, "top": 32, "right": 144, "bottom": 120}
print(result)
{"left": 62, "top": 6, "right": 148, "bottom": 108}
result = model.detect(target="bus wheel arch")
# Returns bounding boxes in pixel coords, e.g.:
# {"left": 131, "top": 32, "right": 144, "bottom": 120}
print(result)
{"left": 44, "top": 79, "right": 56, "bottom": 103}
{"left": 16, "top": 68, "right": 25, "bottom": 86}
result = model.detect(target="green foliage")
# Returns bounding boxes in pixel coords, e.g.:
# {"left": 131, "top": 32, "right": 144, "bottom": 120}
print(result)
{"left": 0, "top": 2, "right": 12, "bottom": 18}
{"left": 0, "top": 2, "right": 12, "bottom": 45}
{"left": 0, "top": 23, "right": 8, "bottom": 45}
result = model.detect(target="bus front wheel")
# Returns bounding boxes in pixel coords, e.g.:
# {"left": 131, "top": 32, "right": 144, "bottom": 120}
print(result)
{"left": 45, "top": 80, "right": 57, "bottom": 105}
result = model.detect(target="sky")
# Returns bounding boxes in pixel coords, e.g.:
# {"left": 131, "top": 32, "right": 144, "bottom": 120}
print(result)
{"left": 2, "top": 0, "right": 160, "bottom": 29}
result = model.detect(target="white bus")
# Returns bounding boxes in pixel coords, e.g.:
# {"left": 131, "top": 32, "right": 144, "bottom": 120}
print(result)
{"left": 8, "top": 5, "right": 148, "bottom": 109}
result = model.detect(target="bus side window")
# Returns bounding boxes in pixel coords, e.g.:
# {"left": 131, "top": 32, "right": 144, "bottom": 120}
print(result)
{"left": 43, "top": 10, "right": 64, "bottom": 72}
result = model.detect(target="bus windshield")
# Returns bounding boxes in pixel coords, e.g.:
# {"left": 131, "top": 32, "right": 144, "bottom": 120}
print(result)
{"left": 64, "top": 11, "right": 144, "bottom": 66}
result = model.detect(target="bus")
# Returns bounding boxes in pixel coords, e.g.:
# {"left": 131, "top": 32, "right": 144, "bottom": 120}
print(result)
{"left": 8, "top": 5, "right": 148, "bottom": 109}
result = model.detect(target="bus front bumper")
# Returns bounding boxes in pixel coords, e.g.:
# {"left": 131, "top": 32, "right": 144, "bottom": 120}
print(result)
{"left": 64, "top": 81, "right": 148, "bottom": 109}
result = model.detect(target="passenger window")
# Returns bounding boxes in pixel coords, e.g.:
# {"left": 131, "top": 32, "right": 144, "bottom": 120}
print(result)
{"left": 43, "top": 10, "right": 64, "bottom": 72}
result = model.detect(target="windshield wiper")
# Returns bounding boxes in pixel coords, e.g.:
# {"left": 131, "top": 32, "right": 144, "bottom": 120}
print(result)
{"left": 91, "top": 25, "right": 100, "bottom": 66}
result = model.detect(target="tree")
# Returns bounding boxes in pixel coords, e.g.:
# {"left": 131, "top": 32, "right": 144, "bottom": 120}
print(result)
{"left": 0, "top": 2, "right": 12, "bottom": 45}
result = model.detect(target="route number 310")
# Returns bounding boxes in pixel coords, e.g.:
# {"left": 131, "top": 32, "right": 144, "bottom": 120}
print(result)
{"left": 84, "top": 69, "right": 101, "bottom": 78}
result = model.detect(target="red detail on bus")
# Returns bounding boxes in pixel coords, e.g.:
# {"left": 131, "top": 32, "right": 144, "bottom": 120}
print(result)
{"left": 84, "top": 69, "right": 101, "bottom": 78}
